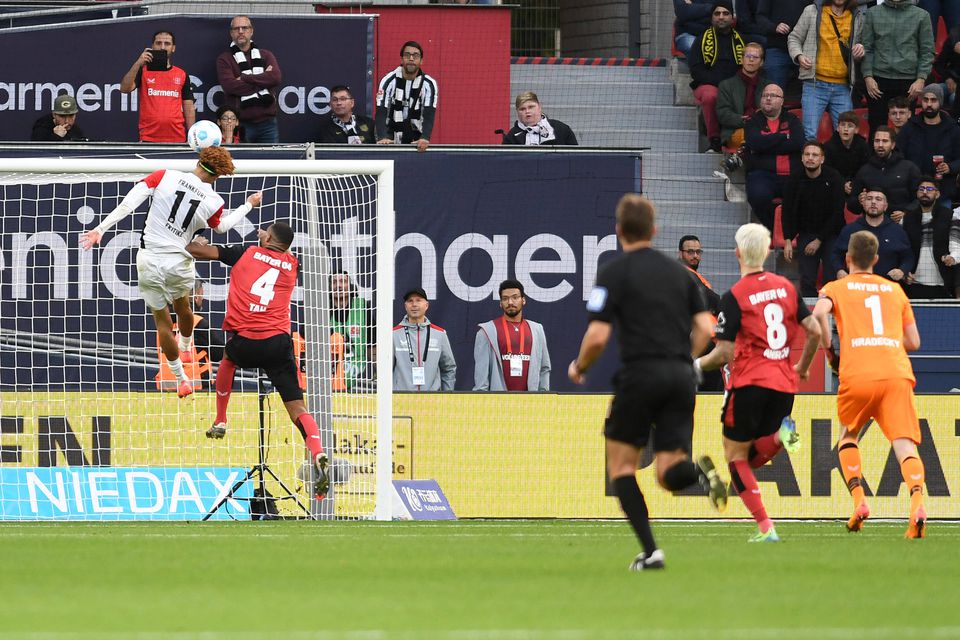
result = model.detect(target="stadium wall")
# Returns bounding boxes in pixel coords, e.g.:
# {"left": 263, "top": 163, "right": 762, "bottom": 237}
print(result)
{"left": 3, "top": 392, "right": 958, "bottom": 519}
{"left": 0, "top": 8, "right": 510, "bottom": 144}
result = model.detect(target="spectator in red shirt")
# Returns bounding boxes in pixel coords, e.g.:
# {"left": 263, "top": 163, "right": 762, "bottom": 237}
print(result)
{"left": 120, "top": 30, "right": 196, "bottom": 143}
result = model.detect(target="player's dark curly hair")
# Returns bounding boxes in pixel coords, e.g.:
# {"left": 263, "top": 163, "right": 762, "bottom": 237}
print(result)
{"left": 198, "top": 146, "right": 235, "bottom": 176}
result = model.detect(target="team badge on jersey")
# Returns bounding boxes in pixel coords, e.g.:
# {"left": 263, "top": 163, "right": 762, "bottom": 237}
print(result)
{"left": 586, "top": 286, "right": 608, "bottom": 313}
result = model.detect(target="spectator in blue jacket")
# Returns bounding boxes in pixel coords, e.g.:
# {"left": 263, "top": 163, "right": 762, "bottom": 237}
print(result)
{"left": 831, "top": 187, "right": 915, "bottom": 281}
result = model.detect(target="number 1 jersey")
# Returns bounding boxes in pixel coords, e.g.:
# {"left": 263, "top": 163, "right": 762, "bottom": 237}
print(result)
{"left": 715, "top": 271, "right": 809, "bottom": 393}
{"left": 218, "top": 244, "right": 299, "bottom": 339}
{"left": 819, "top": 273, "right": 916, "bottom": 384}
{"left": 140, "top": 169, "right": 225, "bottom": 255}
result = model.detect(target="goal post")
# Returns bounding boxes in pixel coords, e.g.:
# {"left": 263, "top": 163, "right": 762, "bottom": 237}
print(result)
{"left": 0, "top": 157, "right": 394, "bottom": 522}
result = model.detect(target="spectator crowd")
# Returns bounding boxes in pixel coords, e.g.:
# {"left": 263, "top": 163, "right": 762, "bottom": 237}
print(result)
{"left": 676, "top": 0, "right": 960, "bottom": 299}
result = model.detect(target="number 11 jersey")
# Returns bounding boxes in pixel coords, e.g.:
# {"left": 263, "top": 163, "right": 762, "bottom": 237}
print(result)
{"left": 715, "top": 271, "right": 809, "bottom": 393}
{"left": 140, "top": 169, "right": 225, "bottom": 255}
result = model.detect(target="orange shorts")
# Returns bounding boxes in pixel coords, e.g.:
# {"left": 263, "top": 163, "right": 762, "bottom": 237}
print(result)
{"left": 837, "top": 378, "right": 920, "bottom": 444}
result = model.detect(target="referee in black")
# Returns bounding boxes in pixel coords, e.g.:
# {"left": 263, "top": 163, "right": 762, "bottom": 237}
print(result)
{"left": 569, "top": 194, "right": 728, "bottom": 571}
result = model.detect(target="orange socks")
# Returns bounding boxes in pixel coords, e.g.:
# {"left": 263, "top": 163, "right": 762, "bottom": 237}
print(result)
{"left": 900, "top": 456, "right": 925, "bottom": 514}
{"left": 838, "top": 443, "right": 866, "bottom": 507}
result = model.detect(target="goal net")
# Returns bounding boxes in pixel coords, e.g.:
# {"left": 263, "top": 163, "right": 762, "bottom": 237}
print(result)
{"left": 0, "top": 158, "right": 394, "bottom": 521}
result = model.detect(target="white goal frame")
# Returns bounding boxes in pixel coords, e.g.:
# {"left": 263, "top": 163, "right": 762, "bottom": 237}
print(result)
{"left": 0, "top": 158, "right": 395, "bottom": 521}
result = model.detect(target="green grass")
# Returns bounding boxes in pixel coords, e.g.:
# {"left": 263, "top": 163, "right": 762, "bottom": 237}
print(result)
{"left": 0, "top": 520, "right": 955, "bottom": 639}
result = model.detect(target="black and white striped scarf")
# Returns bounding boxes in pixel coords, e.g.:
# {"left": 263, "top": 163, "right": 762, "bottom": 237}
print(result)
{"left": 230, "top": 41, "right": 273, "bottom": 108}
{"left": 517, "top": 116, "right": 556, "bottom": 145}
{"left": 334, "top": 115, "right": 362, "bottom": 145}
{"left": 388, "top": 66, "right": 424, "bottom": 141}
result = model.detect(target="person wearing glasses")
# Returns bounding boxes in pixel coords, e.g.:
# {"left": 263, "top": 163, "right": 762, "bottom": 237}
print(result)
{"left": 473, "top": 279, "right": 551, "bottom": 392}
{"left": 375, "top": 41, "right": 438, "bottom": 152}
{"left": 717, "top": 41, "right": 767, "bottom": 168}
{"left": 317, "top": 85, "right": 376, "bottom": 145}
{"left": 743, "top": 83, "right": 804, "bottom": 230}
{"left": 902, "top": 177, "right": 960, "bottom": 299}
{"left": 678, "top": 235, "right": 723, "bottom": 392}
{"left": 216, "top": 15, "right": 282, "bottom": 144}
{"left": 215, "top": 106, "right": 243, "bottom": 144}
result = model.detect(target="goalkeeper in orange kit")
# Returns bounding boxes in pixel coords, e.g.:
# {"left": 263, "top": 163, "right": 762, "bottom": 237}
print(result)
{"left": 813, "top": 229, "right": 927, "bottom": 539}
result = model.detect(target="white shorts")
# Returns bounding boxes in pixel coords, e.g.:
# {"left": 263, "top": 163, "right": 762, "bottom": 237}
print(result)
{"left": 137, "top": 250, "right": 195, "bottom": 311}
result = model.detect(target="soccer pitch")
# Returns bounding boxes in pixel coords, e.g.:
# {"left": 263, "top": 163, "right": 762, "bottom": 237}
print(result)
{"left": 0, "top": 520, "right": 955, "bottom": 639}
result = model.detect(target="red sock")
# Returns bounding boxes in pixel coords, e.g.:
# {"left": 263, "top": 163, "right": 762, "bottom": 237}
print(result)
{"left": 214, "top": 359, "right": 236, "bottom": 424}
{"left": 730, "top": 460, "right": 773, "bottom": 532}
{"left": 749, "top": 433, "right": 783, "bottom": 468}
{"left": 295, "top": 413, "right": 324, "bottom": 459}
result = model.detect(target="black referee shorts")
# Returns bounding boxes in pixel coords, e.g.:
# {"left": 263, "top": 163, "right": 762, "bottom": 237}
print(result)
{"left": 720, "top": 385, "right": 794, "bottom": 443}
{"left": 604, "top": 360, "right": 696, "bottom": 453}
{"left": 224, "top": 333, "right": 303, "bottom": 403}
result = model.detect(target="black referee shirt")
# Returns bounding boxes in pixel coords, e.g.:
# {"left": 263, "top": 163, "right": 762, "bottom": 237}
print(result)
{"left": 587, "top": 247, "right": 707, "bottom": 364}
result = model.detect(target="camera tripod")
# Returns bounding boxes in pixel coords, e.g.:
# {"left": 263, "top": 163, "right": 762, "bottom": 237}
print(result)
{"left": 203, "top": 374, "right": 313, "bottom": 521}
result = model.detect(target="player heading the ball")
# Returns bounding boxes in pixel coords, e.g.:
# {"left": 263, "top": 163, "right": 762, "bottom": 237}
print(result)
{"left": 80, "top": 146, "right": 263, "bottom": 398}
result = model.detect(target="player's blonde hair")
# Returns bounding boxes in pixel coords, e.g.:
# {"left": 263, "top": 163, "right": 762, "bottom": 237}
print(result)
{"left": 735, "top": 223, "right": 770, "bottom": 268}
{"left": 198, "top": 146, "right": 235, "bottom": 177}
{"left": 848, "top": 230, "right": 879, "bottom": 270}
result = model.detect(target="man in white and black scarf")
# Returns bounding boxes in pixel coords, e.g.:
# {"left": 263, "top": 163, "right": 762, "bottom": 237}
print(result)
{"left": 318, "top": 85, "right": 376, "bottom": 144}
{"left": 375, "top": 41, "right": 439, "bottom": 152}
{"left": 216, "top": 15, "right": 283, "bottom": 144}
{"left": 502, "top": 92, "right": 579, "bottom": 146}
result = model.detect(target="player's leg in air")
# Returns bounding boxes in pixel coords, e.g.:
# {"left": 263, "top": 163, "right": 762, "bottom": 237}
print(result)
{"left": 171, "top": 295, "right": 195, "bottom": 363}
{"left": 151, "top": 302, "right": 194, "bottom": 399}
{"left": 723, "top": 387, "right": 794, "bottom": 542}
{"left": 284, "top": 399, "right": 329, "bottom": 499}
{"left": 206, "top": 354, "right": 236, "bottom": 440}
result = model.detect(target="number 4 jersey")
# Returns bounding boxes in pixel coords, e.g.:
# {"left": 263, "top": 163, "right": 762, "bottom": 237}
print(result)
{"left": 217, "top": 244, "right": 298, "bottom": 339}
{"left": 819, "top": 273, "right": 916, "bottom": 384}
{"left": 140, "top": 169, "right": 225, "bottom": 255}
{"left": 715, "top": 271, "right": 809, "bottom": 393}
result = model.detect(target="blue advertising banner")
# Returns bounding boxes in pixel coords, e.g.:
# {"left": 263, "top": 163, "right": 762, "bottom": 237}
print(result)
{"left": 392, "top": 480, "right": 456, "bottom": 520}
{"left": 0, "top": 14, "right": 373, "bottom": 143}
{"left": 0, "top": 466, "right": 253, "bottom": 520}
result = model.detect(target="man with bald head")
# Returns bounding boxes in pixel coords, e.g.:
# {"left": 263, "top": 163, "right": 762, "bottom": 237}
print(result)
{"left": 742, "top": 82, "right": 804, "bottom": 229}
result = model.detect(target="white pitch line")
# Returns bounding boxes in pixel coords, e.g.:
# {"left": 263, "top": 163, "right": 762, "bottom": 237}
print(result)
{"left": 6, "top": 628, "right": 960, "bottom": 640}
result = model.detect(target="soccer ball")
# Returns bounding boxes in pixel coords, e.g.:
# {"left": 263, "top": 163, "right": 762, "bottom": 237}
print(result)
{"left": 187, "top": 120, "right": 223, "bottom": 152}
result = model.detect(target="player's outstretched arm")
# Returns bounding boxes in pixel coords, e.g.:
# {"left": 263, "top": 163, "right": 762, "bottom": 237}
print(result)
{"left": 212, "top": 191, "right": 262, "bottom": 233}
{"left": 186, "top": 240, "right": 220, "bottom": 261}
{"left": 795, "top": 315, "right": 822, "bottom": 380}
{"left": 80, "top": 181, "right": 151, "bottom": 250}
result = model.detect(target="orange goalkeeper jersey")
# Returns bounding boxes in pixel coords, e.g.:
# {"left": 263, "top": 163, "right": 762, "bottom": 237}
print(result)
{"left": 819, "top": 273, "right": 916, "bottom": 384}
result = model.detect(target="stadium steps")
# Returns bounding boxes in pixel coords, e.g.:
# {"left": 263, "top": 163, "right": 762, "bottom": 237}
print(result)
{"left": 510, "top": 61, "right": 747, "bottom": 292}
{"left": 543, "top": 105, "right": 698, "bottom": 130}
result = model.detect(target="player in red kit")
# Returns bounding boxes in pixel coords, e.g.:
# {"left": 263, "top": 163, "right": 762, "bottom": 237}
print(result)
{"left": 696, "top": 223, "right": 821, "bottom": 542}
{"left": 81, "top": 147, "right": 262, "bottom": 398}
{"left": 186, "top": 222, "right": 329, "bottom": 498}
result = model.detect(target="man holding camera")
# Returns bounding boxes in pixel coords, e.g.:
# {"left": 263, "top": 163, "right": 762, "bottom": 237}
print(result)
{"left": 120, "top": 30, "right": 196, "bottom": 143}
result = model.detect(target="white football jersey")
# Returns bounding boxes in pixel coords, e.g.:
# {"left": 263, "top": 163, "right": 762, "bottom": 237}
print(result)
{"left": 139, "top": 169, "right": 225, "bottom": 256}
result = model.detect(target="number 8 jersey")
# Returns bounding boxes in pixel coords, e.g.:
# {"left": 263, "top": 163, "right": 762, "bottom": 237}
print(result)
{"left": 140, "top": 169, "right": 225, "bottom": 255}
{"left": 217, "top": 244, "right": 299, "bottom": 339}
{"left": 715, "top": 271, "right": 809, "bottom": 393}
